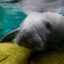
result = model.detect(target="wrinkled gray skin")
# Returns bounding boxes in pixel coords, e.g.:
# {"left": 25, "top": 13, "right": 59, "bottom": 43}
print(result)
{"left": 16, "top": 0, "right": 64, "bottom": 51}
{"left": 15, "top": 12, "right": 64, "bottom": 51}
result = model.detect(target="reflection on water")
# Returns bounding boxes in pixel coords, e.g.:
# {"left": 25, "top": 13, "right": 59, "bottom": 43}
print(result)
{"left": 0, "top": 3, "right": 27, "bottom": 39}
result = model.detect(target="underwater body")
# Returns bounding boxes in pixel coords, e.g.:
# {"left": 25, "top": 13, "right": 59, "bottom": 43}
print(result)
{"left": 1, "top": 1, "right": 64, "bottom": 64}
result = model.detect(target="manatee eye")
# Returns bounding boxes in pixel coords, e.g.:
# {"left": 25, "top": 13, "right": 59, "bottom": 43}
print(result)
{"left": 45, "top": 22, "right": 52, "bottom": 30}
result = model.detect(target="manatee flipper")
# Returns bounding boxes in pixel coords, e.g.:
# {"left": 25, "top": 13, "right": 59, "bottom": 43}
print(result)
{"left": 1, "top": 28, "right": 20, "bottom": 42}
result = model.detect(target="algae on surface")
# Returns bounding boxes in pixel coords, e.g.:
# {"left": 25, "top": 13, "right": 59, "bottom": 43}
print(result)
{"left": 0, "top": 43, "right": 64, "bottom": 64}
{"left": 0, "top": 43, "right": 31, "bottom": 64}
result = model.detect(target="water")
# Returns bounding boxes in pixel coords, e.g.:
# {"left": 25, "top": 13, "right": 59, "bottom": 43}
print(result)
{"left": 0, "top": 3, "right": 27, "bottom": 40}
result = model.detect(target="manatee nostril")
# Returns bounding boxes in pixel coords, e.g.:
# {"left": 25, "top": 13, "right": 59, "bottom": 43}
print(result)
{"left": 16, "top": 32, "right": 31, "bottom": 45}
{"left": 45, "top": 22, "right": 52, "bottom": 30}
